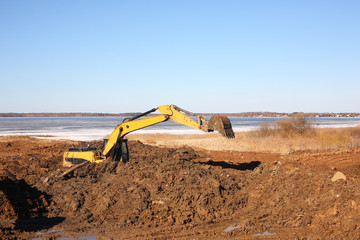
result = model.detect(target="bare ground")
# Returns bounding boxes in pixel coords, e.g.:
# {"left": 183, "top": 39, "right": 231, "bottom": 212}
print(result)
{"left": 1, "top": 136, "right": 360, "bottom": 239}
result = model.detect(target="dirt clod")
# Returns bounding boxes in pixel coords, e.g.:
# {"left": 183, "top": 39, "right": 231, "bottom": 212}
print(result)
{"left": 331, "top": 171, "right": 347, "bottom": 182}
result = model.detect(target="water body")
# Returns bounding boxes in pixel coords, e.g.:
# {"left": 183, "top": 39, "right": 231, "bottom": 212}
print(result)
{"left": 253, "top": 231, "right": 276, "bottom": 237}
{"left": 224, "top": 224, "right": 241, "bottom": 232}
{"left": 1, "top": 117, "right": 360, "bottom": 141}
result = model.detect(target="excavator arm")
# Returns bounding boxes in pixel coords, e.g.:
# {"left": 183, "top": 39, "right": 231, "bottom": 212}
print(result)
{"left": 63, "top": 105, "right": 235, "bottom": 166}
{"left": 102, "top": 114, "right": 169, "bottom": 157}
{"left": 158, "top": 105, "right": 209, "bottom": 132}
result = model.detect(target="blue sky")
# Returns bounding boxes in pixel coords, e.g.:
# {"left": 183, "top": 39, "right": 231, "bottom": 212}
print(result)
{"left": 0, "top": 1, "right": 359, "bottom": 113}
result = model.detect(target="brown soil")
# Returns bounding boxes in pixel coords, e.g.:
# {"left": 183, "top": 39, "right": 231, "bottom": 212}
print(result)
{"left": 1, "top": 136, "right": 360, "bottom": 239}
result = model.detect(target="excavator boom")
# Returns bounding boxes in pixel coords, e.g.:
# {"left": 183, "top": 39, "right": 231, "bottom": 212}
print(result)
{"left": 63, "top": 105, "right": 235, "bottom": 165}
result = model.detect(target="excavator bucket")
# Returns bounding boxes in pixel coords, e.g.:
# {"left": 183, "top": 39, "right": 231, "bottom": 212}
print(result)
{"left": 208, "top": 115, "right": 235, "bottom": 138}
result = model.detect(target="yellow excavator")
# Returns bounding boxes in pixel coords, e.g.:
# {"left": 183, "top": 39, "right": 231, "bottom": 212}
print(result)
{"left": 63, "top": 105, "right": 235, "bottom": 166}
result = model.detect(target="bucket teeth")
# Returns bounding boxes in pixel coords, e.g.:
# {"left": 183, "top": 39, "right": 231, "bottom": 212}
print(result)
{"left": 208, "top": 115, "right": 235, "bottom": 138}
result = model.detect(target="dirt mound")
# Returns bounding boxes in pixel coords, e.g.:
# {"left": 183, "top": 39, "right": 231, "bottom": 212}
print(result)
{"left": 0, "top": 136, "right": 99, "bottom": 184}
{"left": 35, "top": 141, "right": 360, "bottom": 239}
{"left": 40, "top": 141, "right": 246, "bottom": 228}
{"left": 2, "top": 136, "right": 360, "bottom": 238}
{"left": 0, "top": 169, "right": 51, "bottom": 229}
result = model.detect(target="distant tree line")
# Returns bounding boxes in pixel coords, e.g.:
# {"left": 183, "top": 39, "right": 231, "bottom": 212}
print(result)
{"left": 201, "top": 112, "right": 360, "bottom": 118}
{"left": 0, "top": 112, "right": 143, "bottom": 118}
{"left": 0, "top": 112, "right": 359, "bottom": 118}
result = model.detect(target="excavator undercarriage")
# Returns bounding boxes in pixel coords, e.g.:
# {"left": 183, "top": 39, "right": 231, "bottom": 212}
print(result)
{"left": 63, "top": 105, "right": 235, "bottom": 166}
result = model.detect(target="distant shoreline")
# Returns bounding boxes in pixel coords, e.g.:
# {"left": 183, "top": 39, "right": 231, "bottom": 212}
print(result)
{"left": 0, "top": 116, "right": 128, "bottom": 119}
{"left": 2, "top": 116, "right": 360, "bottom": 119}
{"left": 1, "top": 113, "right": 360, "bottom": 118}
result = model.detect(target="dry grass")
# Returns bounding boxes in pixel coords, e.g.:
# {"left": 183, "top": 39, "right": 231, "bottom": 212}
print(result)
{"left": 127, "top": 124, "right": 360, "bottom": 154}
{"left": 254, "top": 114, "right": 315, "bottom": 138}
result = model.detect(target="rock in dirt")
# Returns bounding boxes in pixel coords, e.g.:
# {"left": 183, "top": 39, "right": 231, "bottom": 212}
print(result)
{"left": 331, "top": 171, "right": 347, "bottom": 182}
